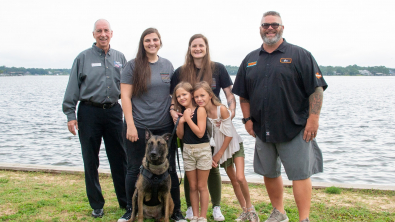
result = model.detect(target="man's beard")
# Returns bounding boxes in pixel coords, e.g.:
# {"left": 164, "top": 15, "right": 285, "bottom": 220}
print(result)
{"left": 261, "top": 28, "right": 283, "bottom": 45}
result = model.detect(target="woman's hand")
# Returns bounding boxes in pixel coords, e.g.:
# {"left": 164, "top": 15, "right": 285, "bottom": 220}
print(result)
{"left": 126, "top": 125, "right": 139, "bottom": 142}
{"left": 170, "top": 109, "right": 182, "bottom": 123}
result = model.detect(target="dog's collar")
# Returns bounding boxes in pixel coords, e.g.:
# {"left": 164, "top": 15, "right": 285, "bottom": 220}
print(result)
{"left": 142, "top": 158, "right": 168, "bottom": 175}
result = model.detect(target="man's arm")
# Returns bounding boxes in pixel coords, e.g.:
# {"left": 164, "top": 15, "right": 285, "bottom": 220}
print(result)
{"left": 240, "top": 97, "right": 255, "bottom": 137}
{"left": 223, "top": 86, "right": 236, "bottom": 119}
{"left": 303, "top": 86, "right": 324, "bottom": 142}
{"left": 63, "top": 58, "right": 81, "bottom": 135}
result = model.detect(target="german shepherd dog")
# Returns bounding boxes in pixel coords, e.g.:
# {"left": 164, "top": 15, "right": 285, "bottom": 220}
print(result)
{"left": 128, "top": 129, "right": 174, "bottom": 222}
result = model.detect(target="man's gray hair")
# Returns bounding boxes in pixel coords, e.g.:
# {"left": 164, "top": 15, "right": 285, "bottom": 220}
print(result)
{"left": 263, "top": 11, "right": 281, "bottom": 18}
{"left": 93, "top": 19, "right": 112, "bottom": 31}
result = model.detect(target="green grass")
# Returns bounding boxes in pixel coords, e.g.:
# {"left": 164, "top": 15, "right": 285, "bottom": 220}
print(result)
{"left": 325, "top": 186, "right": 342, "bottom": 194}
{"left": 0, "top": 170, "right": 394, "bottom": 221}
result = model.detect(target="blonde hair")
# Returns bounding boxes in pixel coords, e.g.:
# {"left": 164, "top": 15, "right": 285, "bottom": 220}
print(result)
{"left": 194, "top": 81, "right": 222, "bottom": 107}
{"left": 172, "top": 82, "right": 196, "bottom": 112}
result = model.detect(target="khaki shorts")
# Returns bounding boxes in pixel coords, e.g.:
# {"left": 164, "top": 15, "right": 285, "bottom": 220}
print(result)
{"left": 183, "top": 143, "right": 212, "bottom": 171}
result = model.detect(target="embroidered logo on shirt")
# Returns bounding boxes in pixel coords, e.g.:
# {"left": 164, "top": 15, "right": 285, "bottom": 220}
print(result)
{"left": 280, "top": 58, "right": 292, "bottom": 63}
{"left": 315, "top": 72, "right": 322, "bottom": 79}
{"left": 266, "top": 132, "right": 270, "bottom": 136}
{"left": 91, "top": 63, "right": 101, "bottom": 67}
{"left": 114, "top": 61, "right": 122, "bottom": 68}
{"left": 160, "top": 73, "right": 170, "bottom": 83}
{"left": 247, "top": 61, "right": 257, "bottom": 67}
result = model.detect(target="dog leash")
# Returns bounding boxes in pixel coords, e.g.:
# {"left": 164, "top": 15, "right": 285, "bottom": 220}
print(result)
{"left": 168, "top": 116, "right": 182, "bottom": 185}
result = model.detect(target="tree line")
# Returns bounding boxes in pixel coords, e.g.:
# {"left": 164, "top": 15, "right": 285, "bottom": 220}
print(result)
{"left": 0, "top": 66, "right": 71, "bottom": 75}
{"left": 1, "top": 65, "right": 393, "bottom": 76}
{"left": 225, "top": 65, "right": 393, "bottom": 76}
{"left": 319, "top": 65, "right": 391, "bottom": 76}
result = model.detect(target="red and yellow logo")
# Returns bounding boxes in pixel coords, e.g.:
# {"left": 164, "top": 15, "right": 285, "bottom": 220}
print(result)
{"left": 315, "top": 72, "right": 322, "bottom": 79}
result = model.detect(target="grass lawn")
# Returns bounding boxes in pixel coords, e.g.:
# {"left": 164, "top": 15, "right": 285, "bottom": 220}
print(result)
{"left": 0, "top": 170, "right": 394, "bottom": 221}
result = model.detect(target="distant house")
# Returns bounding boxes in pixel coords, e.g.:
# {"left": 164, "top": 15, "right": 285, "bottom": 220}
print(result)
{"left": 374, "top": 72, "right": 384, "bottom": 76}
{"left": 358, "top": 70, "right": 372, "bottom": 76}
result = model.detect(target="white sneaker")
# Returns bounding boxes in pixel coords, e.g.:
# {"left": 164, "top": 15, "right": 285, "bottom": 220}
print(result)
{"left": 213, "top": 206, "right": 225, "bottom": 221}
{"left": 185, "top": 206, "right": 193, "bottom": 220}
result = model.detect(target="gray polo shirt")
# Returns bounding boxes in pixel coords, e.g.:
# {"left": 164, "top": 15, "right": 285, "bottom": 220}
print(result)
{"left": 62, "top": 43, "right": 127, "bottom": 122}
{"left": 121, "top": 56, "right": 174, "bottom": 130}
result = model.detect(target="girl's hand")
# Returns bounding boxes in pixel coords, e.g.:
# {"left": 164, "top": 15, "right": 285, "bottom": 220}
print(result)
{"left": 126, "top": 125, "right": 139, "bottom": 142}
{"left": 212, "top": 153, "right": 222, "bottom": 167}
{"left": 183, "top": 108, "right": 192, "bottom": 121}
{"left": 179, "top": 116, "right": 186, "bottom": 124}
{"left": 212, "top": 160, "right": 218, "bottom": 168}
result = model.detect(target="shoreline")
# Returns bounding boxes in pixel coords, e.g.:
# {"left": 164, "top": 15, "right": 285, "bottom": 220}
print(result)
{"left": 1, "top": 162, "right": 393, "bottom": 191}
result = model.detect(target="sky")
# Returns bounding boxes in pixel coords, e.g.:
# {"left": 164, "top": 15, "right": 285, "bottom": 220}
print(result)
{"left": 1, "top": 0, "right": 394, "bottom": 69}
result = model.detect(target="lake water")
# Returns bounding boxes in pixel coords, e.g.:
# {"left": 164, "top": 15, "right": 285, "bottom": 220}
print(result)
{"left": 0, "top": 76, "right": 394, "bottom": 185}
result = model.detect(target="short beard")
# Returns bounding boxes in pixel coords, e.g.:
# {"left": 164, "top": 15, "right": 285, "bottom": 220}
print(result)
{"left": 261, "top": 28, "right": 283, "bottom": 45}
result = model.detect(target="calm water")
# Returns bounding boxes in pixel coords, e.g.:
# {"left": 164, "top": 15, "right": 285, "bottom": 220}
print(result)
{"left": 0, "top": 76, "right": 394, "bottom": 185}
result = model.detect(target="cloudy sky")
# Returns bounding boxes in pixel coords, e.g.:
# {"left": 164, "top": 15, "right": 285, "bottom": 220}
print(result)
{"left": 1, "top": 0, "right": 394, "bottom": 69}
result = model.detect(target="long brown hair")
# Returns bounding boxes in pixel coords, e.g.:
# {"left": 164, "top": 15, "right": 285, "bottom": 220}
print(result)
{"left": 180, "top": 34, "right": 215, "bottom": 87}
{"left": 194, "top": 81, "right": 222, "bottom": 107}
{"left": 132, "top": 28, "right": 162, "bottom": 96}
{"left": 172, "top": 82, "right": 196, "bottom": 112}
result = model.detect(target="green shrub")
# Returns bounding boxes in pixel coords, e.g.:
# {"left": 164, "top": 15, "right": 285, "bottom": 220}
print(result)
{"left": 325, "top": 186, "right": 342, "bottom": 194}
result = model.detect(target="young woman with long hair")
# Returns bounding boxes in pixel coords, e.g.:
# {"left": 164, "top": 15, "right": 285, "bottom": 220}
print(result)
{"left": 119, "top": 28, "right": 186, "bottom": 222}
{"left": 170, "top": 34, "right": 236, "bottom": 221}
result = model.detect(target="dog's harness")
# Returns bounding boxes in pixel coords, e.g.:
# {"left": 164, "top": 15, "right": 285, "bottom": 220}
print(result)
{"left": 140, "top": 164, "right": 169, "bottom": 206}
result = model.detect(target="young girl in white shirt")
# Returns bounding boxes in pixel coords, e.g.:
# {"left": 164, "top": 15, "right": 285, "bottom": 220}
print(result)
{"left": 194, "top": 81, "right": 260, "bottom": 222}
{"left": 173, "top": 81, "right": 211, "bottom": 222}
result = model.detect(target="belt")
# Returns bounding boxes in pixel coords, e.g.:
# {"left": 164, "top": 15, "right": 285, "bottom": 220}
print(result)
{"left": 82, "top": 101, "right": 118, "bottom": 109}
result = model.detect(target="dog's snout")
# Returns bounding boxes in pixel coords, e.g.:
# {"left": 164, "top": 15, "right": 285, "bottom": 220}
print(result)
{"left": 150, "top": 149, "right": 158, "bottom": 159}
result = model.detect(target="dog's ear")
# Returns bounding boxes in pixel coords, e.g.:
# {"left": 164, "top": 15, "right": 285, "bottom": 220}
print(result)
{"left": 145, "top": 128, "right": 153, "bottom": 141}
{"left": 162, "top": 133, "right": 172, "bottom": 142}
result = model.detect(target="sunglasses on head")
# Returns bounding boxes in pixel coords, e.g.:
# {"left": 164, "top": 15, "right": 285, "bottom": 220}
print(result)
{"left": 261, "top": 23, "right": 282, "bottom": 29}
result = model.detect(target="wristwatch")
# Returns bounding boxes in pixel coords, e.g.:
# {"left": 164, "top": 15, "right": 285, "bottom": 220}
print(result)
{"left": 242, "top": 117, "right": 251, "bottom": 124}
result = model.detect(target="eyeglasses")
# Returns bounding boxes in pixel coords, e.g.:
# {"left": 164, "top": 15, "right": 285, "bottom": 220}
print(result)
{"left": 261, "top": 23, "right": 282, "bottom": 29}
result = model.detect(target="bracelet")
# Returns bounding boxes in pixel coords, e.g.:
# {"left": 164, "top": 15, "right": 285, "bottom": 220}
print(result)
{"left": 170, "top": 108, "right": 175, "bottom": 111}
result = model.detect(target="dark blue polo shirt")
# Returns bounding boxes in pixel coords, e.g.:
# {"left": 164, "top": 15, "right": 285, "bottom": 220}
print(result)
{"left": 232, "top": 39, "right": 328, "bottom": 143}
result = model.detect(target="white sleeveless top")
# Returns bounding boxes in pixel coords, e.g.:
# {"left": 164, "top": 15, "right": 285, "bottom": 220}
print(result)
{"left": 207, "top": 105, "right": 243, "bottom": 164}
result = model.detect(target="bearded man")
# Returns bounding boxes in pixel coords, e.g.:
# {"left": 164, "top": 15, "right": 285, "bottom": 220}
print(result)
{"left": 232, "top": 11, "right": 328, "bottom": 222}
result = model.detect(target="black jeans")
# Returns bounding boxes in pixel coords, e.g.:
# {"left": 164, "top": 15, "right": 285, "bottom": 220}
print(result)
{"left": 77, "top": 102, "right": 127, "bottom": 209}
{"left": 124, "top": 124, "right": 181, "bottom": 211}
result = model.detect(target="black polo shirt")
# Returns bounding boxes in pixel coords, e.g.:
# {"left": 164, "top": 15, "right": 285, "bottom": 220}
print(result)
{"left": 232, "top": 39, "right": 328, "bottom": 143}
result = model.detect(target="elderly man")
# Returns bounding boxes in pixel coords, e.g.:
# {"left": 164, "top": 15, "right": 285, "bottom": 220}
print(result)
{"left": 233, "top": 11, "right": 328, "bottom": 222}
{"left": 62, "top": 19, "right": 127, "bottom": 218}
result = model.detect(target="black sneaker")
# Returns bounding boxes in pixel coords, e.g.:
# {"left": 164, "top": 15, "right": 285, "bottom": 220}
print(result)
{"left": 91, "top": 208, "right": 104, "bottom": 218}
{"left": 117, "top": 208, "right": 132, "bottom": 222}
{"left": 171, "top": 209, "right": 187, "bottom": 222}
